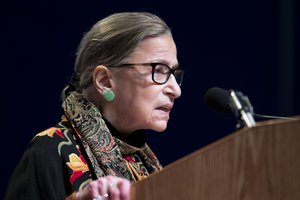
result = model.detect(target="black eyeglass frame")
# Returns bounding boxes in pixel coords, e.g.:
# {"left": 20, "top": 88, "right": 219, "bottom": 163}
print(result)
{"left": 113, "top": 63, "right": 184, "bottom": 86}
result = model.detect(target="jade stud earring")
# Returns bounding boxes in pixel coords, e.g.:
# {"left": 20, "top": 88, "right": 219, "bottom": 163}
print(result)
{"left": 103, "top": 90, "right": 115, "bottom": 101}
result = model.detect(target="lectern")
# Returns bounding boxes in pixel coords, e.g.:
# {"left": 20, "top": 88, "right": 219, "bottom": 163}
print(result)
{"left": 131, "top": 118, "right": 300, "bottom": 200}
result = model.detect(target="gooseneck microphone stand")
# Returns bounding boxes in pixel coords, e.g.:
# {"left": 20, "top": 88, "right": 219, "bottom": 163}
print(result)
{"left": 229, "top": 90, "right": 256, "bottom": 129}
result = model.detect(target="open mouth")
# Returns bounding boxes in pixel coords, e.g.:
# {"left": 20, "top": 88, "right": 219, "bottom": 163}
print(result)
{"left": 156, "top": 107, "right": 169, "bottom": 112}
{"left": 156, "top": 105, "right": 172, "bottom": 112}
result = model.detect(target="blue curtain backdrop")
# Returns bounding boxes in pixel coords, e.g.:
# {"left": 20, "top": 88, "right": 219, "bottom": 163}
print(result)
{"left": 1, "top": 0, "right": 299, "bottom": 197}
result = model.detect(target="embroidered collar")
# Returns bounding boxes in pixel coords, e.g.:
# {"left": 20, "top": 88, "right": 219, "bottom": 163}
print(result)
{"left": 62, "top": 92, "right": 162, "bottom": 181}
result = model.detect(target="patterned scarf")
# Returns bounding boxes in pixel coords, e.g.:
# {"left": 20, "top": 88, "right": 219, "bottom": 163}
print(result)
{"left": 62, "top": 92, "right": 162, "bottom": 182}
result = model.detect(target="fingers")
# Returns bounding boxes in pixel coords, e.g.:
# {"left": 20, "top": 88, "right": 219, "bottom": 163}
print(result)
{"left": 107, "top": 182, "right": 120, "bottom": 200}
{"left": 76, "top": 180, "right": 101, "bottom": 200}
{"left": 117, "top": 179, "right": 131, "bottom": 200}
{"left": 96, "top": 178, "right": 108, "bottom": 198}
{"left": 76, "top": 176, "right": 131, "bottom": 200}
{"left": 92, "top": 194, "right": 108, "bottom": 200}
{"left": 106, "top": 176, "right": 130, "bottom": 200}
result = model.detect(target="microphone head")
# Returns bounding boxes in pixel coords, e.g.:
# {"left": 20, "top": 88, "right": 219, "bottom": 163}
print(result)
{"left": 204, "top": 87, "right": 232, "bottom": 113}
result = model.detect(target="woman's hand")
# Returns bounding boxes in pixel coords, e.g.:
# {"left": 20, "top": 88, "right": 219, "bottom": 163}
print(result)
{"left": 76, "top": 175, "right": 131, "bottom": 200}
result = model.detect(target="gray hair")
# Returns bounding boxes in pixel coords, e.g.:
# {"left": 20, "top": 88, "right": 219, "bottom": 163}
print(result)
{"left": 73, "top": 12, "right": 172, "bottom": 92}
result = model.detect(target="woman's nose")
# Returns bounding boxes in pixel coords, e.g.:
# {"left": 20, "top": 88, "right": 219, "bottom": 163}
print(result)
{"left": 164, "top": 74, "right": 182, "bottom": 99}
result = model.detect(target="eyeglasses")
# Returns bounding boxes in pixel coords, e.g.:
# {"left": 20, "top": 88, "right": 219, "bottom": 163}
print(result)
{"left": 116, "top": 63, "right": 184, "bottom": 86}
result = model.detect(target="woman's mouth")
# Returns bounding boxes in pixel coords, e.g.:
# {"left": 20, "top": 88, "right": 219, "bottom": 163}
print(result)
{"left": 156, "top": 107, "right": 170, "bottom": 112}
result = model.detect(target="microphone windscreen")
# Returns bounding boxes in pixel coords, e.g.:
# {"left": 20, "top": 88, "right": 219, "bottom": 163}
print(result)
{"left": 204, "top": 87, "right": 232, "bottom": 113}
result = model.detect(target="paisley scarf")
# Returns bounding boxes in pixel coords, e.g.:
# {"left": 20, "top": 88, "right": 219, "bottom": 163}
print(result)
{"left": 62, "top": 92, "right": 162, "bottom": 182}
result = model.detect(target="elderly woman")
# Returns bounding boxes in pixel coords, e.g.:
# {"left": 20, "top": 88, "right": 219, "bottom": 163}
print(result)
{"left": 5, "top": 12, "right": 183, "bottom": 200}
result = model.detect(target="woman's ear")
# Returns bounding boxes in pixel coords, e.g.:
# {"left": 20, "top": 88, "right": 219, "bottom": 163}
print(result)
{"left": 93, "top": 65, "right": 112, "bottom": 94}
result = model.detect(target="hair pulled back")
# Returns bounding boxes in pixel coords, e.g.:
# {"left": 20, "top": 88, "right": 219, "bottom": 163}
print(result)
{"left": 63, "top": 12, "right": 171, "bottom": 100}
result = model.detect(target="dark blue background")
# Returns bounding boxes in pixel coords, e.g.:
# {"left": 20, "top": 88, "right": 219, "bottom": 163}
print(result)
{"left": 1, "top": 0, "right": 299, "bottom": 197}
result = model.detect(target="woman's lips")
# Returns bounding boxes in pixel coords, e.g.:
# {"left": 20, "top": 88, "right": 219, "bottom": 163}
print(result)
{"left": 156, "top": 103, "right": 173, "bottom": 110}
{"left": 155, "top": 104, "right": 173, "bottom": 115}
{"left": 156, "top": 107, "right": 170, "bottom": 112}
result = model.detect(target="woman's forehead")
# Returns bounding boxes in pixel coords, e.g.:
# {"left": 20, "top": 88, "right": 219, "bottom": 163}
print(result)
{"left": 126, "top": 35, "right": 177, "bottom": 64}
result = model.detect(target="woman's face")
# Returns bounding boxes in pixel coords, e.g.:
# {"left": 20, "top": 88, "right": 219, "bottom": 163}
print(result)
{"left": 105, "top": 34, "right": 181, "bottom": 135}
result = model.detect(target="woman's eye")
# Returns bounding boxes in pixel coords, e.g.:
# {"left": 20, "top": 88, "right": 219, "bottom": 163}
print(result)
{"left": 155, "top": 65, "right": 168, "bottom": 74}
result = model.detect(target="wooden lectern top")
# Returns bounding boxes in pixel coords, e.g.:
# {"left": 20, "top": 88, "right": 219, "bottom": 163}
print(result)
{"left": 131, "top": 118, "right": 300, "bottom": 200}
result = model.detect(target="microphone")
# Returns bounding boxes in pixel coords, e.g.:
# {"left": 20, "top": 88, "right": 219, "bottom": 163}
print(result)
{"left": 204, "top": 87, "right": 296, "bottom": 128}
{"left": 204, "top": 87, "right": 256, "bottom": 128}
{"left": 204, "top": 87, "right": 231, "bottom": 114}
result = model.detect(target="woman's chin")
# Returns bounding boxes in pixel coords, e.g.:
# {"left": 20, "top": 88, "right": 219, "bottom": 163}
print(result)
{"left": 151, "top": 121, "right": 168, "bottom": 132}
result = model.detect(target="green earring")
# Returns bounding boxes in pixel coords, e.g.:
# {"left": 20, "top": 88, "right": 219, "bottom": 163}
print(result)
{"left": 103, "top": 90, "right": 115, "bottom": 101}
